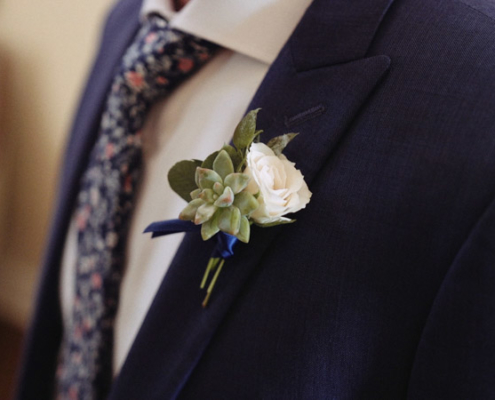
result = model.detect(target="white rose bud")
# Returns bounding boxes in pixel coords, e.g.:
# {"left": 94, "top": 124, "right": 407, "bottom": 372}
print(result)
{"left": 244, "top": 142, "right": 312, "bottom": 224}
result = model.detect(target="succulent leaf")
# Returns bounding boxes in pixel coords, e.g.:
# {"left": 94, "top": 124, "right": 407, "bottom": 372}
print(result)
{"left": 236, "top": 216, "right": 250, "bottom": 243}
{"left": 179, "top": 198, "right": 205, "bottom": 221}
{"left": 194, "top": 203, "right": 218, "bottom": 225}
{"left": 201, "top": 211, "right": 221, "bottom": 240}
{"left": 233, "top": 191, "right": 259, "bottom": 216}
{"left": 213, "top": 182, "right": 224, "bottom": 195}
{"left": 214, "top": 186, "right": 234, "bottom": 208}
{"left": 199, "top": 188, "right": 216, "bottom": 203}
{"left": 213, "top": 150, "right": 234, "bottom": 180}
{"left": 196, "top": 167, "right": 222, "bottom": 190}
{"left": 224, "top": 173, "right": 250, "bottom": 194}
{"left": 218, "top": 206, "right": 241, "bottom": 236}
{"left": 190, "top": 188, "right": 202, "bottom": 200}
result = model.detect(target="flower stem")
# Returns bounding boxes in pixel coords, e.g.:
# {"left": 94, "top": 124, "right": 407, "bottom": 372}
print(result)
{"left": 200, "top": 257, "right": 219, "bottom": 289}
{"left": 202, "top": 258, "right": 225, "bottom": 307}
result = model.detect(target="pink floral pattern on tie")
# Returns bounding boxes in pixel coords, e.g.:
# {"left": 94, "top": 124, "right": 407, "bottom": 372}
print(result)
{"left": 56, "top": 14, "right": 218, "bottom": 400}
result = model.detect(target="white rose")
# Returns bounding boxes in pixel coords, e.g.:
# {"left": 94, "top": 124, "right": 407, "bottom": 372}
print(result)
{"left": 243, "top": 142, "right": 312, "bottom": 224}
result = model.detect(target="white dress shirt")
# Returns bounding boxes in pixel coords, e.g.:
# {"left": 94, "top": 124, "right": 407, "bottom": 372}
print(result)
{"left": 60, "top": 0, "right": 311, "bottom": 375}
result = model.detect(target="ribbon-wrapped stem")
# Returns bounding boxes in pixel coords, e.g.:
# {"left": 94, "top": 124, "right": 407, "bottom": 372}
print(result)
{"left": 201, "top": 258, "right": 225, "bottom": 307}
{"left": 144, "top": 219, "right": 238, "bottom": 307}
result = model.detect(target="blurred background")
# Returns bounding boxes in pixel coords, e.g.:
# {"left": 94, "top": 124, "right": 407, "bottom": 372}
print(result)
{"left": 0, "top": 0, "right": 114, "bottom": 397}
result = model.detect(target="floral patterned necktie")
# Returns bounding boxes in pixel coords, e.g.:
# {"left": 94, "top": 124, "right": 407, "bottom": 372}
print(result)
{"left": 56, "top": 14, "right": 218, "bottom": 400}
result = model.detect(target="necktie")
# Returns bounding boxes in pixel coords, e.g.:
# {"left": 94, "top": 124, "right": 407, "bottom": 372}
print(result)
{"left": 56, "top": 15, "right": 218, "bottom": 400}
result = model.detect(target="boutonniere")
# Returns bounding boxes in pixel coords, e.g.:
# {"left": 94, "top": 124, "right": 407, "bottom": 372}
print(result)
{"left": 144, "top": 109, "right": 312, "bottom": 306}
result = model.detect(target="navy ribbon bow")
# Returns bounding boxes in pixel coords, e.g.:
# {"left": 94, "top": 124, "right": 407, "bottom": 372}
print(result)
{"left": 144, "top": 219, "right": 238, "bottom": 259}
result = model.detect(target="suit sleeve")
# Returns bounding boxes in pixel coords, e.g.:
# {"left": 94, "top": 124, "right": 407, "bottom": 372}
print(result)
{"left": 406, "top": 194, "right": 495, "bottom": 400}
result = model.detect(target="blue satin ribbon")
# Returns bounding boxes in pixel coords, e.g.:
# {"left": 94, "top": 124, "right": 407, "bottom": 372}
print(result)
{"left": 143, "top": 219, "right": 238, "bottom": 259}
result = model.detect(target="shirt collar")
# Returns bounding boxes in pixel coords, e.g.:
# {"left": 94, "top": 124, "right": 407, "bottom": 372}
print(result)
{"left": 140, "top": 0, "right": 312, "bottom": 65}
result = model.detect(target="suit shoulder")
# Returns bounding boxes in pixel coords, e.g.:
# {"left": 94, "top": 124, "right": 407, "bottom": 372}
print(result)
{"left": 103, "top": 0, "right": 142, "bottom": 36}
{"left": 376, "top": 0, "right": 495, "bottom": 78}
{"left": 456, "top": 0, "right": 495, "bottom": 22}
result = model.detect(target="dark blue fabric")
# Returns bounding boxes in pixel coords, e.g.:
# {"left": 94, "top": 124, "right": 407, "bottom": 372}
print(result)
{"left": 144, "top": 219, "right": 238, "bottom": 259}
{"left": 16, "top": 0, "right": 495, "bottom": 399}
{"left": 144, "top": 219, "right": 202, "bottom": 236}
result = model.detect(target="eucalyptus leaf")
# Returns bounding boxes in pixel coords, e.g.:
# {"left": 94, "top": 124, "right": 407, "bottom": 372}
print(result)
{"left": 202, "top": 151, "right": 219, "bottom": 170}
{"left": 267, "top": 133, "right": 299, "bottom": 156}
{"left": 168, "top": 159, "right": 202, "bottom": 202}
{"left": 233, "top": 108, "right": 261, "bottom": 151}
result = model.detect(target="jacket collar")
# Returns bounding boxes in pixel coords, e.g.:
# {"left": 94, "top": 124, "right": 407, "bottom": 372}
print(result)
{"left": 290, "top": 0, "right": 395, "bottom": 70}
{"left": 141, "top": 0, "right": 313, "bottom": 65}
{"left": 109, "top": 0, "right": 394, "bottom": 398}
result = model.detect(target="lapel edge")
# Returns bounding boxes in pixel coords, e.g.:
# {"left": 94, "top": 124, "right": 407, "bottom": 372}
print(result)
{"left": 289, "top": 0, "right": 396, "bottom": 71}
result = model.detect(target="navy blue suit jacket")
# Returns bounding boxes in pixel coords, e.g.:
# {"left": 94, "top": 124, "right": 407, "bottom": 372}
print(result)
{"left": 17, "top": 0, "right": 495, "bottom": 398}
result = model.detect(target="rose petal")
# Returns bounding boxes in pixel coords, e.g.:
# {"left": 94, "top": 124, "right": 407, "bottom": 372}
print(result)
{"left": 244, "top": 142, "right": 311, "bottom": 224}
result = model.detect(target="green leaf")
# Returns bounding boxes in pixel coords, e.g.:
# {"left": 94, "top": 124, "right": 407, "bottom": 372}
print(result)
{"left": 213, "top": 150, "right": 234, "bottom": 180}
{"left": 233, "top": 108, "right": 261, "bottom": 151}
{"left": 213, "top": 182, "right": 224, "bottom": 195}
{"left": 214, "top": 186, "right": 234, "bottom": 208}
{"left": 224, "top": 173, "right": 250, "bottom": 194}
{"left": 198, "top": 188, "right": 216, "bottom": 203}
{"left": 236, "top": 216, "right": 250, "bottom": 243}
{"left": 253, "top": 129, "right": 263, "bottom": 143}
{"left": 168, "top": 160, "right": 202, "bottom": 202}
{"left": 233, "top": 191, "right": 259, "bottom": 216}
{"left": 195, "top": 203, "right": 218, "bottom": 225}
{"left": 202, "top": 151, "right": 219, "bottom": 170}
{"left": 201, "top": 210, "right": 221, "bottom": 240}
{"left": 218, "top": 206, "right": 241, "bottom": 236}
{"left": 196, "top": 167, "right": 223, "bottom": 190}
{"left": 190, "top": 188, "right": 202, "bottom": 200}
{"left": 255, "top": 218, "right": 296, "bottom": 228}
{"left": 179, "top": 198, "right": 205, "bottom": 221}
{"left": 222, "top": 145, "right": 242, "bottom": 170}
{"left": 266, "top": 133, "right": 299, "bottom": 156}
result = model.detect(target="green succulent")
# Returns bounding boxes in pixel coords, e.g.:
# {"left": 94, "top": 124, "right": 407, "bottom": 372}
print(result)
{"left": 164, "top": 109, "right": 302, "bottom": 307}
{"left": 178, "top": 150, "right": 259, "bottom": 243}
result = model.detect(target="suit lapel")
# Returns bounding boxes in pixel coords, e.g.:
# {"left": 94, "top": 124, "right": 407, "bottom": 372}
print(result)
{"left": 109, "top": 0, "right": 394, "bottom": 398}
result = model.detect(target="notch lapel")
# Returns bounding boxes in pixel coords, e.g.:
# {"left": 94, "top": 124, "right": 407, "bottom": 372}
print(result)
{"left": 109, "top": 0, "right": 394, "bottom": 398}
